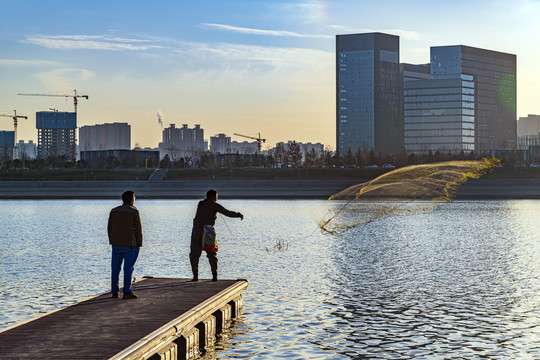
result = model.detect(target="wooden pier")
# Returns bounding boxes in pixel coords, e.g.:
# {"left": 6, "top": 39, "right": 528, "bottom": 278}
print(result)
{"left": 0, "top": 277, "right": 248, "bottom": 359}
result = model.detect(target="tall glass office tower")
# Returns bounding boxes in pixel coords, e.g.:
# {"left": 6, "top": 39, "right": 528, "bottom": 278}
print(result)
{"left": 403, "top": 74, "right": 476, "bottom": 153}
{"left": 336, "top": 33, "right": 402, "bottom": 155}
{"left": 403, "top": 45, "right": 516, "bottom": 153}
{"left": 431, "top": 45, "right": 516, "bottom": 151}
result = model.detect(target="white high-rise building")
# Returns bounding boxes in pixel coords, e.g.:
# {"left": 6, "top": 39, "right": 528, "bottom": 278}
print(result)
{"left": 158, "top": 124, "right": 206, "bottom": 160}
{"left": 17, "top": 140, "right": 37, "bottom": 159}
{"left": 79, "top": 122, "right": 131, "bottom": 151}
{"left": 517, "top": 115, "right": 540, "bottom": 149}
{"left": 210, "top": 134, "right": 231, "bottom": 154}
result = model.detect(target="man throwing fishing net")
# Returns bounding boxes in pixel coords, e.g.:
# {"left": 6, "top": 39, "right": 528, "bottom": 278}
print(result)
{"left": 190, "top": 189, "right": 243, "bottom": 281}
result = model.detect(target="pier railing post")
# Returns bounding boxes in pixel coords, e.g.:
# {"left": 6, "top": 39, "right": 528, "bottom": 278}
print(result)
{"left": 195, "top": 315, "right": 216, "bottom": 354}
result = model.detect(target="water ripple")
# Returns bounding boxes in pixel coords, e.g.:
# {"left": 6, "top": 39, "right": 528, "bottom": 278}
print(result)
{"left": 1, "top": 199, "right": 540, "bottom": 358}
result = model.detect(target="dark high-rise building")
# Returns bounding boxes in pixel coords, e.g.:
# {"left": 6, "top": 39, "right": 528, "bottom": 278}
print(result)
{"left": 403, "top": 45, "right": 516, "bottom": 153}
{"left": 36, "top": 111, "right": 76, "bottom": 159}
{"left": 336, "top": 33, "right": 402, "bottom": 155}
{"left": 431, "top": 45, "right": 516, "bottom": 151}
{"left": 403, "top": 75, "right": 476, "bottom": 153}
{"left": 336, "top": 33, "right": 516, "bottom": 155}
{"left": 401, "top": 63, "right": 431, "bottom": 81}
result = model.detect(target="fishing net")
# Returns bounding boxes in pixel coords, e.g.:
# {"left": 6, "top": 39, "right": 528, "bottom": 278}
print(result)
{"left": 222, "top": 158, "right": 499, "bottom": 251}
{"left": 318, "top": 158, "right": 500, "bottom": 236}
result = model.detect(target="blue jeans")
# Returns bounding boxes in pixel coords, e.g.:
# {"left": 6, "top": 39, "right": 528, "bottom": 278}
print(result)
{"left": 111, "top": 246, "right": 139, "bottom": 294}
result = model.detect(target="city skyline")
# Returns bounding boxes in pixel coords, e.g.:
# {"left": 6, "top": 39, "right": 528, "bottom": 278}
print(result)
{"left": 1, "top": 1, "right": 539, "bottom": 149}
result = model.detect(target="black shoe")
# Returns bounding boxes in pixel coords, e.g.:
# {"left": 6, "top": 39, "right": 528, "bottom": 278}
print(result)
{"left": 111, "top": 294, "right": 119, "bottom": 298}
{"left": 122, "top": 292, "right": 137, "bottom": 299}
{"left": 191, "top": 277, "right": 198, "bottom": 282}
{"left": 212, "top": 277, "right": 218, "bottom": 282}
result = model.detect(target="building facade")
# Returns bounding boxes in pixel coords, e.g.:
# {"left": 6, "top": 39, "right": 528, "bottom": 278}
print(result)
{"left": 210, "top": 133, "right": 231, "bottom": 154}
{"left": 210, "top": 134, "right": 260, "bottom": 154}
{"left": 158, "top": 124, "right": 206, "bottom": 160}
{"left": 517, "top": 115, "right": 540, "bottom": 149}
{"left": 17, "top": 140, "right": 37, "bottom": 160}
{"left": 402, "top": 45, "right": 516, "bottom": 154}
{"left": 79, "top": 122, "right": 130, "bottom": 151}
{"left": 36, "top": 111, "right": 77, "bottom": 159}
{"left": 0, "top": 131, "right": 15, "bottom": 160}
{"left": 403, "top": 76, "right": 476, "bottom": 153}
{"left": 401, "top": 63, "right": 431, "bottom": 82}
{"left": 517, "top": 114, "right": 540, "bottom": 136}
{"left": 430, "top": 45, "right": 516, "bottom": 151}
{"left": 80, "top": 149, "right": 159, "bottom": 169}
{"left": 336, "top": 32, "right": 402, "bottom": 155}
{"left": 337, "top": 33, "right": 517, "bottom": 156}
{"left": 231, "top": 141, "right": 259, "bottom": 154}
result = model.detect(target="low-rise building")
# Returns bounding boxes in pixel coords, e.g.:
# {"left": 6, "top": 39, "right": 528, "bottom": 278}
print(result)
{"left": 517, "top": 115, "right": 540, "bottom": 150}
{"left": 80, "top": 149, "right": 159, "bottom": 169}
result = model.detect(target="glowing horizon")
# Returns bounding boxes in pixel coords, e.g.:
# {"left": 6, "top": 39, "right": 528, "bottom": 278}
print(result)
{"left": 0, "top": 1, "right": 539, "bottom": 150}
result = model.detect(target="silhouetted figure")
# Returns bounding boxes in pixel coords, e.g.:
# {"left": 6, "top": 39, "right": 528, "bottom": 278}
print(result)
{"left": 190, "top": 189, "right": 243, "bottom": 281}
{"left": 108, "top": 190, "right": 143, "bottom": 299}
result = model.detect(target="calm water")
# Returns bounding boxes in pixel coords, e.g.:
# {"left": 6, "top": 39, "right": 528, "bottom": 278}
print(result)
{"left": 1, "top": 199, "right": 540, "bottom": 359}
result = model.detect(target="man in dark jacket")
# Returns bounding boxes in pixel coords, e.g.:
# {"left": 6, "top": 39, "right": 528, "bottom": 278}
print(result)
{"left": 190, "top": 189, "right": 243, "bottom": 282}
{"left": 108, "top": 190, "right": 143, "bottom": 299}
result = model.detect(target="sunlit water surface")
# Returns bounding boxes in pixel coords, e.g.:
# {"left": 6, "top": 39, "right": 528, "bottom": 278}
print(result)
{"left": 1, "top": 199, "right": 540, "bottom": 359}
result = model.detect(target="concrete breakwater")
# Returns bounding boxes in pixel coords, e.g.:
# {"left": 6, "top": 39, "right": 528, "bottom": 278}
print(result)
{"left": 0, "top": 180, "right": 361, "bottom": 199}
{"left": 0, "top": 179, "right": 537, "bottom": 199}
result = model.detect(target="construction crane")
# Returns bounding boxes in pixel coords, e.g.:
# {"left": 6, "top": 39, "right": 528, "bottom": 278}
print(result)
{"left": 234, "top": 132, "right": 266, "bottom": 153}
{"left": 0, "top": 110, "right": 27, "bottom": 159}
{"left": 17, "top": 89, "right": 89, "bottom": 113}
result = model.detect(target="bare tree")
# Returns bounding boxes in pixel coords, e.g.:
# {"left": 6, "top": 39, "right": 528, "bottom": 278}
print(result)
{"left": 323, "top": 145, "right": 334, "bottom": 166}
{"left": 287, "top": 141, "right": 303, "bottom": 167}
{"left": 166, "top": 144, "right": 182, "bottom": 163}
{"left": 304, "top": 147, "right": 319, "bottom": 168}
{"left": 274, "top": 143, "right": 287, "bottom": 165}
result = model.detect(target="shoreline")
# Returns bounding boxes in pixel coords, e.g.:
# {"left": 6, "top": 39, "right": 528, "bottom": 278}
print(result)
{"left": 0, "top": 179, "right": 539, "bottom": 200}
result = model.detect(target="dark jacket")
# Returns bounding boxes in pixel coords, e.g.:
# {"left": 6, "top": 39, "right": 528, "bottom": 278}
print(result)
{"left": 193, "top": 199, "right": 242, "bottom": 227}
{"left": 108, "top": 204, "right": 143, "bottom": 247}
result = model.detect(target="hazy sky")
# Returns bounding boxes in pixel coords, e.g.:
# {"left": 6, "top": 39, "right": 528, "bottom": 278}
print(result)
{"left": 1, "top": 0, "right": 539, "bottom": 149}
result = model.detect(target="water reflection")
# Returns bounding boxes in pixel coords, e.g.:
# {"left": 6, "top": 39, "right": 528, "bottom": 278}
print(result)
{"left": 0, "top": 199, "right": 539, "bottom": 359}
{"left": 328, "top": 201, "right": 540, "bottom": 358}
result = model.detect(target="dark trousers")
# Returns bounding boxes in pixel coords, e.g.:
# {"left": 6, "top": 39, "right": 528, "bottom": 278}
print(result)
{"left": 190, "top": 225, "right": 218, "bottom": 279}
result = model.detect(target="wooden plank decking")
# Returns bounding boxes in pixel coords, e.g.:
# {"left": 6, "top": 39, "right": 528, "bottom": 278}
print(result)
{"left": 0, "top": 277, "right": 248, "bottom": 359}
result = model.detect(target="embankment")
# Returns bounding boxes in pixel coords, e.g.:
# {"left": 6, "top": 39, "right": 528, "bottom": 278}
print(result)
{"left": 0, "top": 179, "right": 538, "bottom": 199}
{"left": 0, "top": 180, "right": 359, "bottom": 199}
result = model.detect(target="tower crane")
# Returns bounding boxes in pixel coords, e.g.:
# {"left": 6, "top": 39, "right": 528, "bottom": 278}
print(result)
{"left": 17, "top": 89, "right": 89, "bottom": 113}
{"left": 0, "top": 110, "right": 27, "bottom": 159}
{"left": 233, "top": 132, "right": 266, "bottom": 153}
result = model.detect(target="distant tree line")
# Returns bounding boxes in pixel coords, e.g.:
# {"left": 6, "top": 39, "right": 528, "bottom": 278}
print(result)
{"left": 0, "top": 145, "right": 521, "bottom": 171}
{"left": 331, "top": 148, "right": 487, "bottom": 168}
{"left": 0, "top": 155, "right": 79, "bottom": 170}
